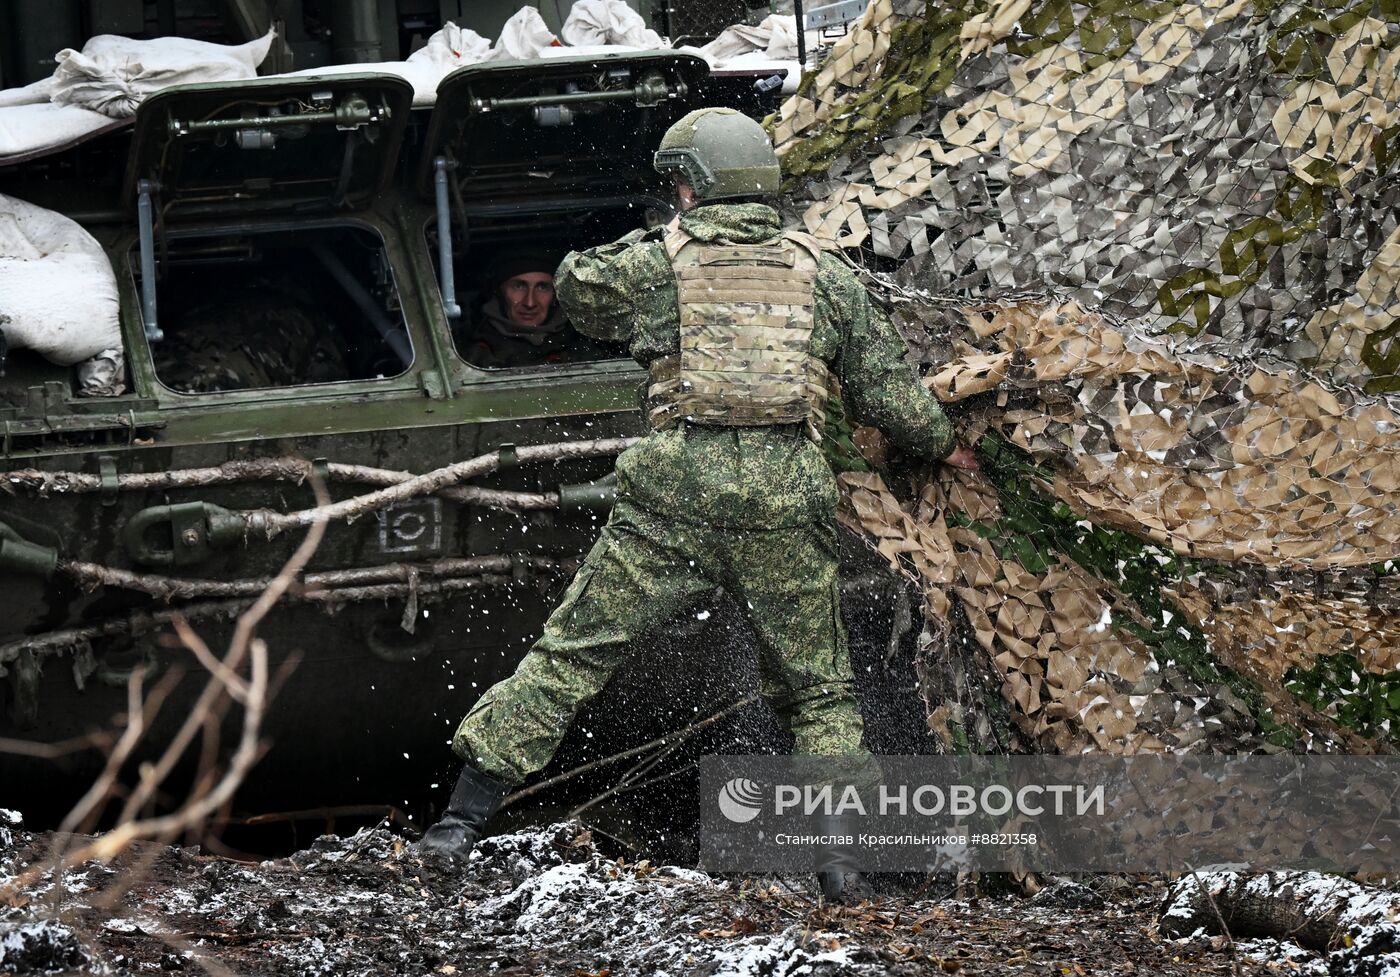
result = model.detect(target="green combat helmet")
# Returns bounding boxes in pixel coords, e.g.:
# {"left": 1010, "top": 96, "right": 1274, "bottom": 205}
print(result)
{"left": 653, "top": 107, "right": 781, "bottom": 201}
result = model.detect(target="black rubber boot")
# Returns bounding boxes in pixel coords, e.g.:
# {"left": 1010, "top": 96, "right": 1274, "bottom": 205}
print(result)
{"left": 417, "top": 763, "right": 510, "bottom": 861}
{"left": 818, "top": 865, "right": 874, "bottom": 904}
{"left": 815, "top": 814, "right": 873, "bottom": 905}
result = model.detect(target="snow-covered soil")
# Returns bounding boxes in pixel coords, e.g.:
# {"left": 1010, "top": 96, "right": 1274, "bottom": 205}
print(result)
{"left": 0, "top": 812, "right": 1344, "bottom": 976}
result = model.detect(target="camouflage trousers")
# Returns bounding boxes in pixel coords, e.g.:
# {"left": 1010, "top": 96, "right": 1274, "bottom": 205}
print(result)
{"left": 451, "top": 497, "right": 870, "bottom": 786}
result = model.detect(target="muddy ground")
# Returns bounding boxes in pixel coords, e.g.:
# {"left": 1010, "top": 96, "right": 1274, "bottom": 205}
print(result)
{"left": 1, "top": 809, "right": 1339, "bottom": 977}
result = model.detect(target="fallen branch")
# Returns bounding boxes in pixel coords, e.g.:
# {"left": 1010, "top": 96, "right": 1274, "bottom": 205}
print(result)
{"left": 1186, "top": 865, "right": 1241, "bottom": 977}
{"left": 3, "top": 455, "right": 595, "bottom": 512}
{"left": 241, "top": 437, "right": 636, "bottom": 538}
{"left": 215, "top": 804, "right": 416, "bottom": 832}
{"left": 50, "top": 474, "right": 331, "bottom": 868}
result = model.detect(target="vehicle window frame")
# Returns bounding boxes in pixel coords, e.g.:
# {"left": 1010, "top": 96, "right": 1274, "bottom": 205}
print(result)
{"left": 125, "top": 216, "right": 422, "bottom": 403}
{"left": 425, "top": 195, "right": 668, "bottom": 384}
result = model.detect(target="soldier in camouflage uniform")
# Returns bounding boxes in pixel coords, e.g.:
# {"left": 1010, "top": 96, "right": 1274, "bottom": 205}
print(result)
{"left": 420, "top": 108, "right": 978, "bottom": 897}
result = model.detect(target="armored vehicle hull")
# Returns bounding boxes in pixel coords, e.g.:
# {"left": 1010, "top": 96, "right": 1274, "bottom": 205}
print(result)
{"left": 0, "top": 55, "right": 915, "bottom": 830}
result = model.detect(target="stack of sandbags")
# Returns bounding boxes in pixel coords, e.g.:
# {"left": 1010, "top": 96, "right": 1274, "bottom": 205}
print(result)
{"left": 0, "top": 31, "right": 273, "bottom": 161}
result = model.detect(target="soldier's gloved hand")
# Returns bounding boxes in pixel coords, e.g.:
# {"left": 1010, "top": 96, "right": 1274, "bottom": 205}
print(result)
{"left": 942, "top": 443, "right": 981, "bottom": 471}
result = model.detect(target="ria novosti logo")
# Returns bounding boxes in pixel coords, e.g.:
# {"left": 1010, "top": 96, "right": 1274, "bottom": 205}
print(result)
{"left": 717, "top": 778, "right": 764, "bottom": 823}
{"left": 716, "top": 778, "right": 1108, "bottom": 823}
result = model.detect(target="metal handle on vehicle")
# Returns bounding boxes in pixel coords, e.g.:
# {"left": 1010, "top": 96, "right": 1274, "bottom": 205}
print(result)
{"left": 168, "top": 94, "right": 387, "bottom": 136}
{"left": 471, "top": 72, "right": 682, "bottom": 113}
{"left": 137, "top": 179, "right": 163, "bottom": 343}
{"left": 434, "top": 156, "right": 462, "bottom": 320}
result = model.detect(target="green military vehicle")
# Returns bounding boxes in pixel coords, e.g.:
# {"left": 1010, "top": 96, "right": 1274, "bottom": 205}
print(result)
{"left": 0, "top": 51, "right": 918, "bottom": 832}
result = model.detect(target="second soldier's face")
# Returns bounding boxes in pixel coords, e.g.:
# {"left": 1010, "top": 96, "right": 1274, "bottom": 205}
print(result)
{"left": 500, "top": 272, "right": 555, "bottom": 328}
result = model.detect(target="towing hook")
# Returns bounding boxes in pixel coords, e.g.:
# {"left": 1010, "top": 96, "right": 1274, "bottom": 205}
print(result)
{"left": 123, "top": 502, "right": 245, "bottom": 568}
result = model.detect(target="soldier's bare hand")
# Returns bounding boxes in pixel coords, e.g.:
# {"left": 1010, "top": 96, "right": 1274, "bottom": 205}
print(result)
{"left": 942, "top": 444, "right": 980, "bottom": 471}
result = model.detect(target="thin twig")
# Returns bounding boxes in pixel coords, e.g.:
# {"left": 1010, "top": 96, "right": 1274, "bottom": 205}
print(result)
{"left": 1186, "top": 866, "right": 1241, "bottom": 977}
{"left": 59, "top": 554, "right": 563, "bottom": 602}
{"left": 172, "top": 618, "right": 248, "bottom": 704}
{"left": 152, "top": 922, "right": 239, "bottom": 977}
{"left": 215, "top": 804, "right": 416, "bottom": 832}
{"left": 503, "top": 694, "right": 760, "bottom": 809}
{"left": 570, "top": 762, "right": 698, "bottom": 820}
{"left": 569, "top": 733, "right": 689, "bottom": 818}
{"left": 0, "top": 730, "right": 115, "bottom": 758}
{"left": 57, "top": 668, "right": 184, "bottom": 838}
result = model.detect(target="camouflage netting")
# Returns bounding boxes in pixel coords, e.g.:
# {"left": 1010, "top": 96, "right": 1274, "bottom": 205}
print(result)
{"left": 770, "top": 0, "right": 1400, "bottom": 754}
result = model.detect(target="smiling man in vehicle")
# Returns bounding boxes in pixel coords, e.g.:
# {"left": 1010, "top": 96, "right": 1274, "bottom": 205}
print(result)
{"left": 462, "top": 251, "right": 606, "bottom": 369}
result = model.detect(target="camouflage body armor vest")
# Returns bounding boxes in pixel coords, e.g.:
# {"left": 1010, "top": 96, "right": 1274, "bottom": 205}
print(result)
{"left": 646, "top": 227, "right": 833, "bottom": 443}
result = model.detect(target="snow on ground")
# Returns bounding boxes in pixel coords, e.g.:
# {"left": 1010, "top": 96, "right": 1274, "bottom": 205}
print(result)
{"left": 0, "top": 816, "right": 1366, "bottom": 976}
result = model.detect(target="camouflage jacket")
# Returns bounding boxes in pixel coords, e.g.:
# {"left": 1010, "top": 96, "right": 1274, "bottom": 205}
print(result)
{"left": 556, "top": 203, "right": 953, "bottom": 529}
{"left": 458, "top": 299, "right": 608, "bottom": 370}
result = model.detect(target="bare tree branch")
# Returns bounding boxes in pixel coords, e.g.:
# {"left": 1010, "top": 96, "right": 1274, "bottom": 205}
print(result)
{"left": 171, "top": 618, "right": 248, "bottom": 705}
{"left": 4, "top": 442, "right": 638, "bottom": 512}
{"left": 0, "top": 730, "right": 115, "bottom": 759}
{"left": 242, "top": 437, "right": 635, "bottom": 538}
{"left": 1, "top": 471, "right": 331, "bottom": 903}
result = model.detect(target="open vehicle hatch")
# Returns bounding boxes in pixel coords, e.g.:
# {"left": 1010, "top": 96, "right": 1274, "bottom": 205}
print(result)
{"left": 124, "top": 74, "right": 414, "bottom": 218}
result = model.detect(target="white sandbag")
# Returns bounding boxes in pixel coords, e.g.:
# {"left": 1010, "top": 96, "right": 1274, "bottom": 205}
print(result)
{"left": 407, "top": 22, "right": 492, "bottom": 70}
{"left": 561, "top": 1, "right": 664, "bottom": 48}
{"left": 0, "top": 102, "right": 118, "bottom": 161}
{"left": 703, "top": 15, "right": 802, "bottom": 62}
{"left": 489, "top": 7, "right": 559, "bottom": 61}
{"left": 0, "top": 31, "right": 271, "bottom": 160}
{"left": 0, "top": 194, "right": 121, "bottom": 369}
{"left": 277, "top": 22, "right": 490, "bottom": 107}
{"left": 50, "top": 30, "right": 275, "bottom": 119}
{"left": 0, "top": 78, "right": 54, "bottom": 109}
